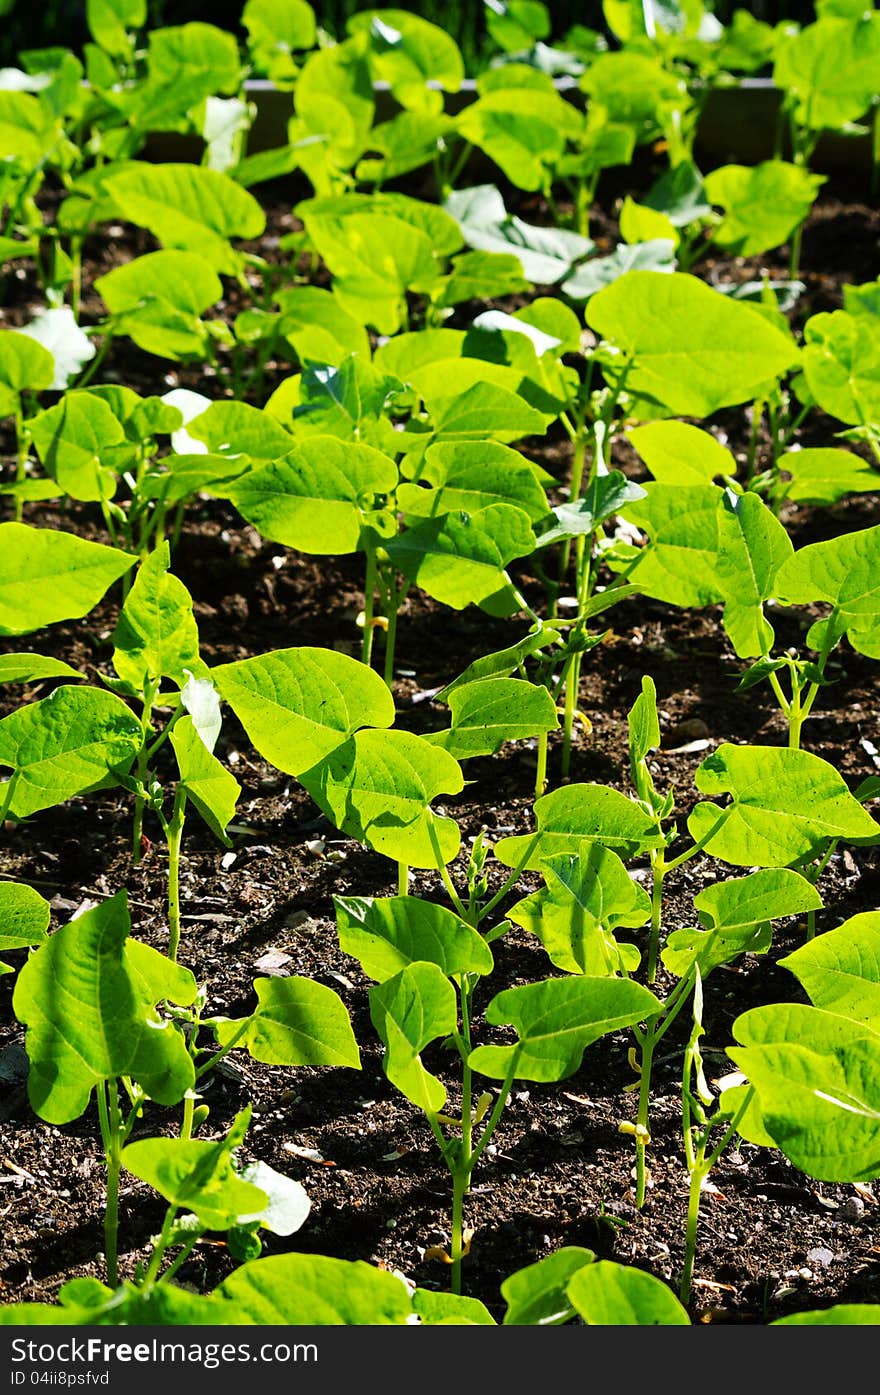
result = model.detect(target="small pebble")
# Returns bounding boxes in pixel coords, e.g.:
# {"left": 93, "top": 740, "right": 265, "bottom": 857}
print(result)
{"left": 806, "top": 1247, "right": 834, "bottom": 1268}
{"left": 838, "top": 1196, "right": 865, "bottom": 1221}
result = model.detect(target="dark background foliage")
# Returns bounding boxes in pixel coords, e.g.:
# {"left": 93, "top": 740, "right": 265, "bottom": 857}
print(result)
{"left": 0, "top": 2, "right": 821, "bottom": 72}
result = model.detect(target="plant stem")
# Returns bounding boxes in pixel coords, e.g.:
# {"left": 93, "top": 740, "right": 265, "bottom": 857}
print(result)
{"left": 166, "top": 787, "right": 186, "bottom": 962}
{"left": 362, "top": 540, "right": 377, "bottom": 668}
{"left": 635, "top": 1024, "right": 656, "bottom": 1209}
{"left": 646, "top": 850, "right": 666, "bottom": 986}
{"left": 450, "top": 1169, "right": 467, "bottom": 1296}
{"left": 13, "top": 408, "right": 27, "bottom": 524}
{"left": 398, "top": 861, "right": 409, "bottom": 896}
{"left": 97, "top": 1079, "right": 122, "bottom": 1287}
{"left": 534, "top": 729, "right": 548, "bottom": 797}
{"left": 132, "top": 683, "right": 157, "bottom": 864}
{"left": 383, "top": 585, "right": 400, "bottom": 688}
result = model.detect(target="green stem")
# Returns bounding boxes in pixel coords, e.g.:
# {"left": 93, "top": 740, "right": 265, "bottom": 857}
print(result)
{"left": 476, "top": 831, "right": 541, "bottom": 926}
{"left": 13, "top": 408, "right": 27, "bottom": 524}
{"left": 535, "top": 729, "right": 548, "bottom": 798}
{"left": 383, "top": 585, "right": 400, "bottom": 689}
{"left": 97, "top": 1080, "right": 122, "bottom": 1287}
{"left": 132, "top": 683, "right": 157, "bottom": 864}
{"left": 680, "top": 1153, "right": 703, "bottom": 1306}
{"left": 166, "top": 787, "right": 186, "bottom": 962}
{"left": 558, "top": 428, "right": 588, "bottom": 588}
{"left": 635, "top": 1023, "right": 656, "bottom": 1209}
{"left": 156, "top": 1229, "right": 204, "bottom": 1286}
{"left": 450, "top": 1169, "right": 467, "bottom": 1296}
{"left": 0, "top": 771, "right": 20, "bottom": 829}
{"left": 362, "top": 539, "right": 378, "bottom": 668}
{"left": 398, "top": 861, "right": 409, "bottom": 896}
{"left": 429, "top": 817, "right": 468, "bottom": 919}
{"left": 646, "top": 851, "right": 666, "bottom": 986}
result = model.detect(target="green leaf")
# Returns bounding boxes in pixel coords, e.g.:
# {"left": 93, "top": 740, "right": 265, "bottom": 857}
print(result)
{"left": 567, "top": 1261, "right": 690, "bottom": 1325}
{"left": 535, "top": 471, "right": 646, "bottom": 548}
{"left": 0, "top": 524, "right": 135, "bottom": 637}
{"left": 470, "top": 975, "right": 661, "bottom": 1081}
{"left": 437, "top": 624, "right": 562, "bottom": 700}
{"left": 0, "top": 655, "right": 83, "bottom": 685}
{"left": 350, "top": 10, "right": 464, "bottom": 113}
{"left": 335, "top": 895, "right": 494, "bottom": 981}
{"left": 586, "top": 271, "right": 800, "bottom": 418}
{"left": 213, "top": 976, "right": 361, "bottom": 1069}
{"left": 428, "top": 677, "right": 558, "bottom": 759}
{"left": 122, "top": 1116, "right": 266, "bottom": 1232}
{"left": 385, "top": 503, "right": 535, "bottom": 617}
{"left": 298, "top": 202, "right": 440, "bottom": 334}
{"left": 800, "top": 310, "right": 880, "bottom": 425}
{"left": 729, "top": 1003, "right": 880, "bottom": 1181}
{"left": 773, "top": 14, "right": 880, "bottom": 132}
{"left": 580, "top": 50, "right": 688, "bottom": 136}
{"left": 485, "top": 0, "right": 550, "bottom": 52}
{"left": 716, "top": 489, "right": 794, "bottom": 658}
{"left": 111, "top": 541, "right": 203, "bottom": 691}
{"left": 170, "top": 716, "right": 240, "bottom": 845}
{"left": 292, "top": 355, "right": 404, "bottom": 444}
{"left": 243, "top": 0, "right": 316, "bottom": 79}
{"left": 0, "top": 881, "right": 50, "bottom": 975}
{"left": 212, "top": 647, "right": 394, "bottom": 778}
{"left": 141, "top": 453, "right": 250, "bottom": 506}
{"left": 187, "top": 398, "right": 294, "bottom": 462}
{"left": 103, "top": 165, "right": 264, "bottom": 275}
{"left": 225, "top": 439, "right": 397, "bottom": 555}
{"left": 398, "top": 441, "right": 549, "bottom": 523}
{"left": 494, "top": 783, "right": 665, "bottom": 868}
{"left": 456, "top": 89, "right": 572, "bottom": 192}
{"left": 96, "top": 250, "right": 222, "bottom": 361}
{"left": 560, "top": 239, "right": 676, "bottom": 303}
{"left": 0, "top": 684, "right": 142, "bottom": 819}
{"left": 445, "top": 183, "right": 592, "bottom": 285}
{"left": 428, "top": 382, "right": 548, "bottom": 443}
{"left": 214, "top": 1254, "right": 413, "bottom": 1324}
{"left": 28, "top": 391, "right": 124, "bottom": 503}
{"left": 236, "top": 1159, "right": 311, "bottom": 1236}
{"left": 87, "top": 0, "right": 145, "bottom": 57}
{"left": 620, "top": 484, "right": 725, "bottom": 608}
{"left": 369, "top": 961, "right": 457, "bottom": 1114}
{"left": 687, "top": 744, "right": 880, "bottom": 868}
{"left": 662, "top": 868, "right": 823, "bottom": 979}
{"left": 704, "top": 161, "right": 824, "bottom": 257}
{"left": 644, "top": 160, "right": 713, "bottom": 228}
{"left": 0, "top": 328, "right": 55, "bottom": 413}
{"left": 508, "top": 843, "right": 649, "bottom": 976}
{"left": 626, "top": 421, "right": 735, "bottom": 486}
{"left": 413, "top": 1290, "right": 496, "bottom": 1325}
{"left": 774, "top": 524, "right": 880, "bottom": 660}
{"left": 776, "top": 447, "right": 879, "bottom": 507}
{"left": 772, "top": 1305, "right": 880, "bottom": 1326}
{"left": 356, "top": 110, "right": 456, "bottom": 183}
{"left": 12, "top": 890, "right": 197, "bottom": 1124}
{"left": 438, "top": 249, "right": 528, "bottom": 307}
{"left": 619, "top": 198, "right": 679, "bottom": 250}
{"left": 273, "top": 285, "right": 370, "bottom": 366}
{"left": 781, "top": 911, "right": 880, "bottom": 1031}
{"left": 501, "top": 1248, "right": 595, "bottom": 1326}
{"left": 628, "top": 673, "right": 660, "bottom": 768}
{"left": 300, "top": 729, "right": 463, "bottom": 868}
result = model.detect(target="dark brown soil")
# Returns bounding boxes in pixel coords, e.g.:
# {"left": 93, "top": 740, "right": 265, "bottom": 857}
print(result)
{"left": 1, "top": 168, "right": 879, "bottom": 1326}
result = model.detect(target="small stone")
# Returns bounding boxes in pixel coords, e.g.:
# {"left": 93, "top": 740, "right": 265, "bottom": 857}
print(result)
{"left": 838, "top": 1195, "right": 866, "bottom": 1221}
{"left": 806, "top": 1247, "right": 834, "bottom": 1268}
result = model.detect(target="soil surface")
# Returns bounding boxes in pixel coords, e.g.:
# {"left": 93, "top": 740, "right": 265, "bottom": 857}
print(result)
{"left": 1, "top": 161, "right": 879, "bottom": 1325}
